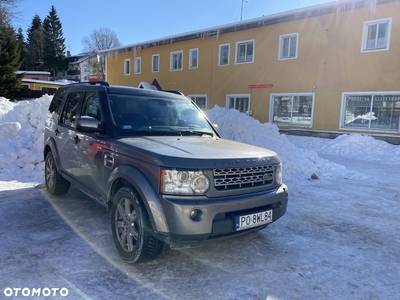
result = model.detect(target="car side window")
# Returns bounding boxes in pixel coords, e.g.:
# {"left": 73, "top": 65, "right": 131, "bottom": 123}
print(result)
{"left": 81, "top": 92, "right": 102, "bottom": 123}
{"left": 61, "top": 92, "right": 84, "bottom": 128}
{"left": 49, "top": 88, "right": 68, "bottom": 114}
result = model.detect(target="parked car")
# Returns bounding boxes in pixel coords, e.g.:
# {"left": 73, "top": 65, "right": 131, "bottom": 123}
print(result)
{"left": 44, "top": 81, "right": 288, "bottom": 263}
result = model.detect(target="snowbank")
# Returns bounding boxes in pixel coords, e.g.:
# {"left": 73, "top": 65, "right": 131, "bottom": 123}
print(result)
{"left": 0, "top": 98, "right": 398, "bottom": 184}
{"left": 206, "top": 106, "right": 355, "bottom": 180}
{"left": 0, "top": 96, "right": 50, "bottom": 182}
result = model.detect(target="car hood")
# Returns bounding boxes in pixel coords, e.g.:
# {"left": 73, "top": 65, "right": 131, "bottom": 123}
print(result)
{"left": 114, "top": 136, "right": 280, "bottom": 168}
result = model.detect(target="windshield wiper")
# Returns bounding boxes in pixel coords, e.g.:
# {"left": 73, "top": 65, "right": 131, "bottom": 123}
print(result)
{"left": 178, "top": 130, "right": 214, "bottom": 137}
{"left": 118, "top": 128, "right": 181, "bottom": 136}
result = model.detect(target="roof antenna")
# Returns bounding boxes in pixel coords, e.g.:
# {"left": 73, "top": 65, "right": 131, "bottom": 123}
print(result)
{"left": 241, "top": 0, "right": 248, "bottom": 21}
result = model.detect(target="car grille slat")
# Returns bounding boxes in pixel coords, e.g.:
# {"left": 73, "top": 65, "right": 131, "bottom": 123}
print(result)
{"left": 213, "top": 165, "right": 274, "bottom": 190}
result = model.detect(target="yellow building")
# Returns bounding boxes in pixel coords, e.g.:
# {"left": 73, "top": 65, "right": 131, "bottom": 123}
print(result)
{"left": 99, "top": 0, "right": 400, "bottom": 143}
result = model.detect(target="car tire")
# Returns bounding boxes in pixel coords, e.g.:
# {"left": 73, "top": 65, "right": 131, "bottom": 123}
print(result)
{"left": 111, "top": 186, "right": 164, "bottom": 263}
{"left": 45, "top": 151, "right": 70, "bottom": 195}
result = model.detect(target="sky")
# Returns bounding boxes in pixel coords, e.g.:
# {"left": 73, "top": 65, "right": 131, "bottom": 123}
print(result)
{"left": 0, "top": 94, "right": 399, "bottom": 299}
{"left": 11, "top": 0, "right": 336, "bottom": 55}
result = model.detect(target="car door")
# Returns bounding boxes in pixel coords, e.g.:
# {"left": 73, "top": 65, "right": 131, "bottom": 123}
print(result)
{"left": 70, "top": 91, "right": 109, "bottom": 196}
{"left": 57, "top": 91, "right": 84, "bottom": 176}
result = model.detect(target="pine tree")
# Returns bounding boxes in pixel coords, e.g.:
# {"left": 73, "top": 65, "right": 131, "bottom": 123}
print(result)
{"left": 16, "top": 27, "right": 26, "bottom": 70}
{"left": 25, "top": 14, "right": 45, "bottom": 71}
{"left": 0, "top": 19, "right": 22, "bottom": 98}
{"left": 43, "top": 6, "right": 66, "bottom": 78}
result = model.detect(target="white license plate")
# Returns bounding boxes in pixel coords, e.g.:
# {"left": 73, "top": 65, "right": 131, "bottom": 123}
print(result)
{"left": 235, "top": 210, "right": 273, "bottom": 231}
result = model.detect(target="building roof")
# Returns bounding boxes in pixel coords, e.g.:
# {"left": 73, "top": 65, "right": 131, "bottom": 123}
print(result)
{"left": 69, "top": 52, "right": 97, "bottom": 65}
{"left": 98, "top": 0, "right": 389, "bottom": 55}
{"left": 22, "top": 78, "right": 71, "bottom": 85}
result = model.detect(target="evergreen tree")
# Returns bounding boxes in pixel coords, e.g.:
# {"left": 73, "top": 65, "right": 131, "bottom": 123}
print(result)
{"left": 0, "top": 19, "right": 22, "bottom": 98}
{"left": 25, "top": 14, "right": 45, "bottom": 71}
{"left": 16, "top": 27, "right": 26, "bottom": 70}
{"left": 43, "top": 6, "right": 66, "bottom": 78}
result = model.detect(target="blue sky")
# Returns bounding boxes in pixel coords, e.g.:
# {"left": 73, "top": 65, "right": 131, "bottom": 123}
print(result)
{"left": 12, "top": 0, "right": 336, "bottom": 55}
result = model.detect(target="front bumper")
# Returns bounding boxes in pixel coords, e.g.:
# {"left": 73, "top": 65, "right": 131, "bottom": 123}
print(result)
{"left": 158, "top": 184, "right": 288, "bottom": 247}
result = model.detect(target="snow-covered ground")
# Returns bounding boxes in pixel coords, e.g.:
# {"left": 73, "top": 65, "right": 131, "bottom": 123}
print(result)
{"left": 0, "top": 96, "right": 399, "bottom": 299}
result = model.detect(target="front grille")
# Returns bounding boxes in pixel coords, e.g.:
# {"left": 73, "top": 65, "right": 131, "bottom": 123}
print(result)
{"left": 213, "top": 165, "right": 274, "bottom": 190}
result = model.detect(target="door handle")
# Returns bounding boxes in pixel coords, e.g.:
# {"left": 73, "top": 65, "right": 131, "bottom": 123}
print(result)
{"left": 73, "top": 135, "right": 81, "bottom": 144}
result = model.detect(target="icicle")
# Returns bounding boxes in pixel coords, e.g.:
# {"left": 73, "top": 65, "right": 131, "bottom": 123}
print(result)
{"left": 366, "top": 0, "right": 377, "bottom": 18}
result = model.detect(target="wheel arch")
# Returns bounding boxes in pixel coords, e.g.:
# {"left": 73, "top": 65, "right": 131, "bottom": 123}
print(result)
{"left": 44, "top": 138, "right": 62, "bottom": 171}
{"left": 107, "top": 165, "right": 169, "bottom": 234}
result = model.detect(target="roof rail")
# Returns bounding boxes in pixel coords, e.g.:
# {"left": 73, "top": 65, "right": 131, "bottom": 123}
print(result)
{"left": 163, "top": 90, "right": 185, "bottom": 96}
{"left": 138, "top": 80, "right": 184, "bottom": 95}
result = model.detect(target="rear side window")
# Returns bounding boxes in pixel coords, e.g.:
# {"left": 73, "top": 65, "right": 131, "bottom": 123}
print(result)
{"left": 61, "top": 92, "right": 84, "bottom": 128}
{"left": 49, "top": 88, "right": 68, "bottom": 114}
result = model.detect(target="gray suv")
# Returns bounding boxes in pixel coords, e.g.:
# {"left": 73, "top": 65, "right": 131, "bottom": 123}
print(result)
{"left": 44, "top": 81, "right": 288, "bottom": 263}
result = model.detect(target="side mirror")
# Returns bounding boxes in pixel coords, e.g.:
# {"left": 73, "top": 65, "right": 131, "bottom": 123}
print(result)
{"left": 76, "top": 116, "right": 101, "bottom": 133}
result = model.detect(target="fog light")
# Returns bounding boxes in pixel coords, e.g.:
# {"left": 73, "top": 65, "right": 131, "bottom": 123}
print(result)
{"left": 189, "top": 209, "right": 204, "bottom": 222}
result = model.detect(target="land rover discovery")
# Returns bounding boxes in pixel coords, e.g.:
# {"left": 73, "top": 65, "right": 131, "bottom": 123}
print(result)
{"left": 44, "top": 81, "right": 288, "bottom": 263}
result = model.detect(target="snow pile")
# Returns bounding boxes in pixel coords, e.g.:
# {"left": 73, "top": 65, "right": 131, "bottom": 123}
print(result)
{"left": 0, "top": 96, "right": 51, "bottom": 182}
{"left": 206, "top": 106, "right": 354, "bottom": 180}
{"left": 321, "top": 133, "right": 400, "bottom": 164}
{"left": 0, "top": 98, "right": 398, "bottom": 184}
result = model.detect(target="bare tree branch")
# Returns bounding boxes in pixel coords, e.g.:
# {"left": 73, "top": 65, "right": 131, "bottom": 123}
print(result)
{"left": 81, "top": 27, "right": 121, "bottom": 52}
{"left": 0, "top": 0, "right": 22, "bottom": 23}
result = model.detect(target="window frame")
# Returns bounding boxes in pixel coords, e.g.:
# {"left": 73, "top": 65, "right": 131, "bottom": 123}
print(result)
{"left": 61, "top": 92, "right": 84, "bottom": 128}
{"left": 235, "top": 40, "right": 255, "bottom": 64}
{"left": 226, "top": 94, "right": 251, "bottom": 114}
{"left": 134, "top": 57, "right": 141, "bottom": 74}
{"left": 188, "top": 94, "right": 207, "bottom": 110}
{"left": 124, "top": 58, "right": 130, "bottom": 75}
{"left": 189, "top": 48, "right": 199, "bottom": 69}
{"left": 340, "top": 91, "right": 400, "bottom": 132}
{"left": 152, "top": 54, "right": 160, "bottom": 72}
{"left": 170, "top": 50, "right": 183, "bottom": 71}
{"left": 361, "top": 18, "right": 392, "bottom": 53}
{"left": 278, "top": 33, "right": 299, "bottom": 60}
{"left": 218, "top": 43, "right": 230, "bottom": 66}
{"left": 269, "top": 93, "right": 315, "bottom": 128}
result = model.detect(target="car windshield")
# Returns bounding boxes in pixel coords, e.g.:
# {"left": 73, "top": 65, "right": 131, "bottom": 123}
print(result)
{"left": 108, "top": 93, "right": 214, "bottom": 136}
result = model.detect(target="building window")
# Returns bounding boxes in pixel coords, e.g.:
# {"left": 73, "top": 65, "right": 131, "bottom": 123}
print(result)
{"left": 170, "top": 51, "right": 183, "bottom": 71}
{"left": 226, "top": 94, "right": 251, "bottom": 114}
{"left": 188, "top": 94, "right": 207, "bottom": 110}
{"left": 124, "top": 59, "right": 130, "bottom": 75}
{"left": 361, "top": 18, "right": 392, "bottom": 52}
{"left": 270, "top": 93, "right": 314, "bottom": 127}
{"left": 134, "top": 57, "right": 141, "bottom": 74}
{"left": 189, "top": 48, "right": 198, "bottom": 69}
{"left": 341, "top": 93, "right": 400, "bottom": 131}
{"left": 279, "top": 33, "right": 298, "bottom": 60}
{"left": 219, "top": 44, "right": 230, "bottom": 66}
{"left": 235, "top": 40, "right": 254, "bottom": 64}
{"left": 152, "top": 54, "right": 159, "bottom": 72}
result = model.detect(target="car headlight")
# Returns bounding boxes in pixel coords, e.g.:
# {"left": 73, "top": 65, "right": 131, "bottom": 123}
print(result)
{"left": 161, "top": 169, "right": 210, "bottom": 195}
{"left": 276, "top": 163, "right": 282, "bottom": 185}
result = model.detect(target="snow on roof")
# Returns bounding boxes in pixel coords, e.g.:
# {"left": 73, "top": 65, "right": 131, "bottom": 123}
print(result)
{"left": 98, "top": 0, "right": 358, "bottom": 55}
{"left": 22, "top": 78, "right": 71, "bottom": 85}
{"left": 16, "top": 71, "right": 51, "bottom": 75}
